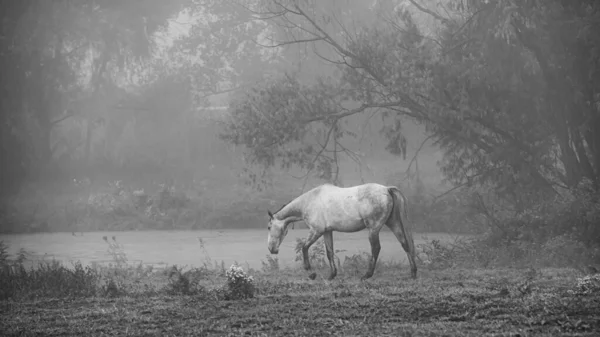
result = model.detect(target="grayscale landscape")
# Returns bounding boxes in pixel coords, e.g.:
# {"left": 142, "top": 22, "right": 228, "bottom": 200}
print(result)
{"left": 1, "top": 0, "right": 599, "bottom": 336}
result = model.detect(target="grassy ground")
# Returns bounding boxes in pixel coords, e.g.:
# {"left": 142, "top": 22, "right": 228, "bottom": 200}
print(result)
{"left": 2, "top": 264, "right": 599, "bottom": 337}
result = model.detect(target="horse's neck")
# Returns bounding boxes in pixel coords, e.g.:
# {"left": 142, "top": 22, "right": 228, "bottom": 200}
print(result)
{"left": 275, "top": 196, "right": 306, "bottom": 222}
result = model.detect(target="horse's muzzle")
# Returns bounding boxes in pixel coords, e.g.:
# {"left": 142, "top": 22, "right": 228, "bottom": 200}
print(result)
{"left": 269, "top": 247, "right": 279, "bottom": 255}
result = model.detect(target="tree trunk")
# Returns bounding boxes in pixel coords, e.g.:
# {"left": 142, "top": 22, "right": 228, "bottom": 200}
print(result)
{"left": 583, "top": 113, "right": 600, "bottom": 188}
{"left": 85, "top": 53, "right": 108, "bottom": 166}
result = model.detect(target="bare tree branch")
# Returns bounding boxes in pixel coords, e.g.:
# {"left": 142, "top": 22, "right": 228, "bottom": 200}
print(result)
{"left": 300, "top": 122, "right": 337, "bottom": 192}
{"left": 302, "top": 101, "right": 405, "bottom": 123}
{"left": 405, "top": 134, "right": 434, "bottom": 176}
{"left": 254, "top": 36, "right": 324, "bottom": 48}
{"left": 406, "top": 0, "right": 450, "bottom": 25}
{"left": 50, "top": 111, "right": 75, "bottom": 126}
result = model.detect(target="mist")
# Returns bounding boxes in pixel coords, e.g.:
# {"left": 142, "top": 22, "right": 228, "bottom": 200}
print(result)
{"left": 1, "top": 1, "right": 599, "bottom": 335}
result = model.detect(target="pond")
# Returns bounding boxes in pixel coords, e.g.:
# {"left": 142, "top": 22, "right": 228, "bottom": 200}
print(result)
{"left": 0, "top": 229, "right": 460, "bottom": 270}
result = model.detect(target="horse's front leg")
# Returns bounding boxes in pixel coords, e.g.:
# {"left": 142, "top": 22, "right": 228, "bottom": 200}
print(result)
{"left": 362, "top": 229, "right": 381, "bottom": 281}
{"left": 323, "top": 231, "right": 337, "bottom": 280}
{"left": 302, "top": 229, "right": 323, "bottom": 280}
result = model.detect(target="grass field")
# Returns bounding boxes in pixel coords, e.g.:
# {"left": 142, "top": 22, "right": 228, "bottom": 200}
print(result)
{"left": 2, "top": 229, "right": 599, "bottom": 336}
{"left": 2, "top": 255, "right": 600, "bottom": 336}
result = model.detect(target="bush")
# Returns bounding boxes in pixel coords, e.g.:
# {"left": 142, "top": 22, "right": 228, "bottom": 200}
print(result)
{"left": 417, "top": 233, "right": 600, "bottom": 271}
{"left": 223, "top": 264, "right": 255, "bottom": 300}
{"left": 165, "top": 265, "right": 206, "bottom": 295}
{"left": 539, "top": 234, "right": 597, "bottom": 267}
{"left": 484, "top": 179, "right": 600, "bottom": 246}
{"left": 573, "top": 274, "right": 600, "bottom": 296}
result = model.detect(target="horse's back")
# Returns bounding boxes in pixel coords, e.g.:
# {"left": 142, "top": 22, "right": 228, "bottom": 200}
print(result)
{"left": 317, "top": 183, "right": 389, "bottom": 195}
{"left": 305, "top": 183, "right": 393, "bottom": 232}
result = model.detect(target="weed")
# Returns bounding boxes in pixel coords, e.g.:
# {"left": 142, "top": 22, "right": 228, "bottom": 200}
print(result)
{"left": 342, "top": 252, "right": 370, "bottom": 275}
{"left": 165, "top": 265, "right": 205, "bottom": 295}
{"left": 0, "top": 258, "right": 98, "bottom": 300}
{"left": 293, "top": 238, "right": 344, "bottom": 269}
{"left": 261, "top": 254, "right": 279, "bottom": 272}
{"left": 103, "top": 235, "right": 127, "bottom": 266}
{"left": 101, "top": 277, "right": 122, "bottom": 297}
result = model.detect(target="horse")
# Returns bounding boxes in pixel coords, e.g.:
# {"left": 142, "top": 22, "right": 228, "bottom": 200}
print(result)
{"left": 267, "top": 183, "right": 417, "bottom": 280}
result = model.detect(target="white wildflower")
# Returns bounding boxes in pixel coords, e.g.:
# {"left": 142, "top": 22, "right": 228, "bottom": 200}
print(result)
{"left": 574, "top": 274, "right": 600, "bottom": 295}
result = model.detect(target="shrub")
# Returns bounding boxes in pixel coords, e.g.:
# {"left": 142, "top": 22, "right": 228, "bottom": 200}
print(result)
{"left": 539, "top": 234, "right": 594, "bottom": 267}
{"left": 573, "top": 274, "right": 600, "bottom": 296}
{"left": 294, "top": 238, "right": 343, "bottom": 269}
{"left": 223, "top": 264, "right": 255, "bottom": 300}
{"left": 341, "top": 252, "right": 370, "bottom": 275}
{"left": 418, "top": 239, "right": 457, "bottom": 269}
{"left": 164, "top": 265, "right": 205, "bottom": 295}
{"left": 294, "top": 238, "right": 327, "bottom": 269}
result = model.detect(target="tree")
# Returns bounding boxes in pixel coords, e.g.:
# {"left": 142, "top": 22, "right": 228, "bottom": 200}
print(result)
{"left": 0, "top": 0, "right": 188, "bottom": 193}
{"left": 221, "top": 0, "right": 600, "bottom": 205}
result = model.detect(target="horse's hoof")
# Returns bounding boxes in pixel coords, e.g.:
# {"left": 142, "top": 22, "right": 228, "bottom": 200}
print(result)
{"left": 327, "top": 274, "right": 336, "bottom": 281}
{"left": 360, "top": 275, "right": 372, "bottom": 281}
{"left": 309, "top": 273, "right": 317, "bottom": 280}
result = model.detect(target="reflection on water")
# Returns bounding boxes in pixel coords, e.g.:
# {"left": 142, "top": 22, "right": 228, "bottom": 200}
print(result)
{"left": 0, "top": 229, "right": 455, "bottom": 270}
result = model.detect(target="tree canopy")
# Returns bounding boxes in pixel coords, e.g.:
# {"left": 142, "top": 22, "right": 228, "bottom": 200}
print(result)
{"left": 1, "top": 0, "right": 599, "bottom": 237}
{"left": 221, "top": 0, "right": 600, "bottom": 204}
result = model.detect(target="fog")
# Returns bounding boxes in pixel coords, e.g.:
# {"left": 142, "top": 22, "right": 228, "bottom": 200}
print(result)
{"left": 0, "top": 1, "right": 448, "bottom": 236}
{"left": 2, "top": 1, "right": 599, "bottom": 334}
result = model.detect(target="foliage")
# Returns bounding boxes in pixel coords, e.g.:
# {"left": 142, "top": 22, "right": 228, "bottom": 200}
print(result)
{"left": 221, "top": 76, "right": 354, "bottom": 188}
{"left": 165, "top": 265, "right": 206, "bottom": 296}
{"left": 2, "top": 237, "right": 600, "bottom": 335}
{"left": 103, "top": 235, "right": 128, "bottom": 266}
{"left": 0, "top": 0, "right": 189, "bottom": 194}
{"left": 293, "top": 237, "right": 344, "bottom": 269}
{"left": 223, "top": 264, "right": 256, "bottom": 300}
{"left": 261, "top": 255, "right": 280, "bottom": 272}
{"left": 384, "top": 175, "right": 482, "bottom": 234}
{"left": 476, "top": 179, "right": 600, "bottom": 247}
{"left": 573, "top": 274, "right": 600, "bottom": 296}
{"left": 1, "top": 177, "right": 303, "bottom": 233}
{"left": 0, "top": 258, "right": 99, "bottom": 300}
{"left": 418, "top": 234, "right": 600, "bottom": 272}
{"left": 3, "top": 266, "right": 600, "bottom": 335}
{"left": 217, "top": 0, "right": 600, "bottom": 246}
{"left": 339, "top": 252, "right": 372, "bottom": 276}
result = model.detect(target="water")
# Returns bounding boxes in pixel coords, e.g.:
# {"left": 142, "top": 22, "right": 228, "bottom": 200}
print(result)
{"left": 0, "top": 229, "right": 457, "bottom": 270}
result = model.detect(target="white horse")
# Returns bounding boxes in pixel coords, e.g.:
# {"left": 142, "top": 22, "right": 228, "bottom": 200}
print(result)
{"left": 267, "top": 183, "right": 417, "bottom": 280}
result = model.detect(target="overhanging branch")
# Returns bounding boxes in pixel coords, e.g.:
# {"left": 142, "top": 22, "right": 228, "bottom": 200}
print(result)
{"left": 302, "top": 101, "right": 405, "bottom": 123}
{"left": 406, "top": 0, "right": 450, "bottom": 25}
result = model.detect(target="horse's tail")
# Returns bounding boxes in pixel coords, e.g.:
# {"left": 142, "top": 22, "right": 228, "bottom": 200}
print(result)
{"left": 387, "top": 186, "right": 417, "bottom": 278}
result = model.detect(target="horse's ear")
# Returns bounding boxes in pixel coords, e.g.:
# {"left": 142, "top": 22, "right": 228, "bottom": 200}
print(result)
{"left": 267, "top": 210, "right": 273, "bottom": 219}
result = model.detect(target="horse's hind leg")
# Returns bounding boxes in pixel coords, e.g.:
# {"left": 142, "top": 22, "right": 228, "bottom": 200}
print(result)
{"left": 362, "top": 229, "right": 381, "bottom": 280}
{"left": 302, "top": 229, "right": 323, "bottom": 279}
{"left": 323, "top": 231, "right": 337, "bottom": 280}
{"left": 387, "top": 222, "right": 418, "bottom": 278}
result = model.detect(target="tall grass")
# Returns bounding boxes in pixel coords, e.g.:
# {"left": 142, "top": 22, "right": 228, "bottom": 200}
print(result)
{"left": 0, "top": 241, "right": 98, "bottom": 300}
{"left": 1, "top": 229, "right": 599, "bottom": 302}
{"left": 0, "top": 236, "right": 256, "bottom": 301}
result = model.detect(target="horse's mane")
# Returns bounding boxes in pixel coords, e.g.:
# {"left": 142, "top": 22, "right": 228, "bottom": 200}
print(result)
{"left": 273, "top": 201, "right": 290, "bottom": 215}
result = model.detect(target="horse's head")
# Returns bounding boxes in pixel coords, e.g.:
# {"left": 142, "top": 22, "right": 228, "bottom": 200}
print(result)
{"left": 267, "top": 210, "right": 288, "bottom": 254}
